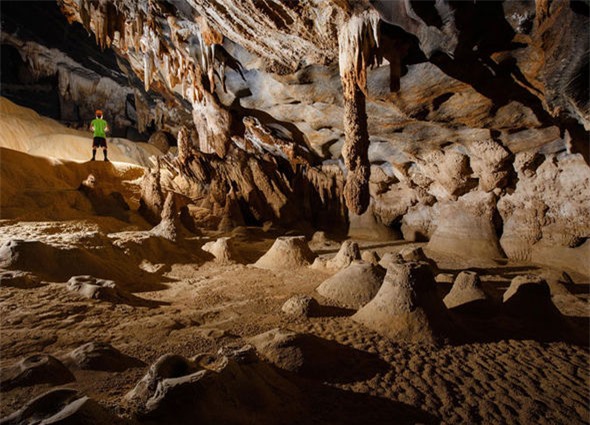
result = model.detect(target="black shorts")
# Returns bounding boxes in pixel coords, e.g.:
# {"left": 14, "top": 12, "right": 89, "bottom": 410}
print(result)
{"left": 93, "top": 137, "right": 107, "bottom": 148}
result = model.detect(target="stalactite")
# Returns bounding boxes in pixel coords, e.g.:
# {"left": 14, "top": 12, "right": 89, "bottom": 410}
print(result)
{"left": 338, "top": 8, "right": 381, "bottom": 215}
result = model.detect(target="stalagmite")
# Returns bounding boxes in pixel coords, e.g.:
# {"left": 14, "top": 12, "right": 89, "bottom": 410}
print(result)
{"left": 338, "top": 9, "right": 381, "bottom": 215}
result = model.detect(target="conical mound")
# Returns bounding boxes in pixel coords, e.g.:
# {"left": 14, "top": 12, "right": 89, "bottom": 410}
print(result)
{"left": 352, "top": 262, "right": 453, "bottom": 344}
{"left": 202, "top": 236, "right": 243, "bottom": 264}
{"left": 443, "top": 271, "right": 493, "bottom": 312}
{"left": 503, "top": 274, "right": 563, "bottom": 319}
{"left": 316, "top": 261, "right": 386, "bottom": 309}
{"left": 254, "top": 236, "right": 316, "bottom": 270}
{"left": 327, "top": 240, "right": 361, "bottom": 269}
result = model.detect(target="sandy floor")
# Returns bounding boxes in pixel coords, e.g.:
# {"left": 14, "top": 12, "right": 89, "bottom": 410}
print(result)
{"left": 1, "top": 221, "right": 589, "bottom": 424}
{"left": 0, "top": 149, "right": 589, "bottom": 424}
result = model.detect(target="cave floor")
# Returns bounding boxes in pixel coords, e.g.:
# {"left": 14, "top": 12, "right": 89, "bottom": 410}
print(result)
{"left": 0, "top": 217, "right": 588, "bottom": 424}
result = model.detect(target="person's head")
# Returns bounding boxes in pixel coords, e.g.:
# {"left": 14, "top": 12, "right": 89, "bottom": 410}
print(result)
{"left": 95, "top": 109, "right": 103, "bottom": 118}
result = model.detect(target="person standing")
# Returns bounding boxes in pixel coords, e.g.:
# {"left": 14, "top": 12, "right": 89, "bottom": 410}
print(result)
{"left": 90, "top": 110, "right": 109, "bottom": 161}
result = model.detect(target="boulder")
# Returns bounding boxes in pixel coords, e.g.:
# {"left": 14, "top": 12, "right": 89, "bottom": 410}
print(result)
{"left": 254, "top": 236, "right": 316, "bottom": 270}
{"left": 66, "top": 275, "right": 126, "bottom": 302}
{"left": 316, "top": 262, "right": 386, "bottom": 309}
{"left": 352, "top": 262, "right": 453, "bottom": 343}
{"left": 67, "top": 342, "right": 145, "bottom": 372}
{"left": 281, "top": 295, "right": 320, "bottom": 318}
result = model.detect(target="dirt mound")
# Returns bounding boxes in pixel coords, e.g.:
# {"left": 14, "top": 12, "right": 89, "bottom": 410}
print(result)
{"left": 125, "top": 348, "right": 305, "bottom": 424}
{"left": 0, "top": 354, "right": 74, "bottom": 391}
{"left": 443, "top": 271, "right": 494, "bottom": 313}
{"left": 352, "top": 262, "right": 453, "bottom": 344}
{"left": 254, "top": 236, "right": 316, "bottom": 270}
{"left": 202, "top": 237, "right": 243, "bottom": 264}
{"left": 66, "top": 342, "right": 145, "bottom": 372}
{"left": 0, "top": 388, "right": 123, "bottom": 425}
{"left": 249, "top": 329, "right": 387, "bottom": 382}
{"left": 316, "top": 262, "right": 386, "bottom": 309}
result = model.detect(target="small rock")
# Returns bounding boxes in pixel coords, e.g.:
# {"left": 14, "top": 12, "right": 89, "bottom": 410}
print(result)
{"left": 281, "top": 295, "right": 320, "bottom": 318}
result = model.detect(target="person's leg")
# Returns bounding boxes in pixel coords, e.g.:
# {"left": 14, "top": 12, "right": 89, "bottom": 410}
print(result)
{"left": 92, "top": 137, "right": 98, "bottom": 160}
{"left": 102, "top": 139, "right": 108, "bottom": 161}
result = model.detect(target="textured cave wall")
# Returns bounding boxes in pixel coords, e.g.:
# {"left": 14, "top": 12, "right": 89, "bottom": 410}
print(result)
{"left": 0, "top": 0, "right": 192, "bottom": 139}
{"left": 4, "top": 0, "right": 590, "bottom": 272}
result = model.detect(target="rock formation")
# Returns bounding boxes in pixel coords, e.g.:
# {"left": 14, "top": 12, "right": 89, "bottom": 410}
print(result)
{"left": 353, "top": 262, "right": 453, "bottom": 343}
{"left": 67, "top": 342, "right": 145, "bottom": 372}
{"left": 0, "top": 270, "right": 40, "bottom": 288}
{"left": 67, "top": 275, "right": 126, "bottom": 302}
{"left": 201, "top": 237, "right": 242, "bottom": 264}
{"left": 328, "top": 240, "right": 362, "bottom": 270}
{"left": 443, "top": 271, "right": 493, "bottom": 312}
{"left": 281, "top": 294, "right": 320, "bottom": 318}
{"left": 125, "top": 348, "right": 304, "bottom": 424}
{"left": 254, "top": 236, "right": 316, "bottom": 270}
{"left": 316, "top": 261, "right": 386, "bottom": 309}
{"left": 1, "top": 0, "right": 582, "bottom": 249}
{"left": 0, "top": 354, "right": 74, "bottom": 391}
{"left": 0, "top": 388, "right": 122, "bottom": 425}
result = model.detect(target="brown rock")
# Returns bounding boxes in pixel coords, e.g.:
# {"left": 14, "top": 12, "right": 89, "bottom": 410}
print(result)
{"left": 254, "top": 236, "right": 316, "bottom": 270}
{"left": 352, "top": 262, "right": 453, "bottom": 343}
{"left": 316, "top": 261, "right": 386, "bottom": 309}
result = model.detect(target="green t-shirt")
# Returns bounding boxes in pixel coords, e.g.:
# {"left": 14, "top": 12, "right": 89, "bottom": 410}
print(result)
{"left": 91, "top": 118, "right": 108, "bottom": 138}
